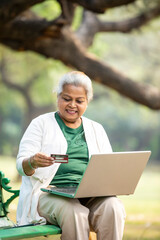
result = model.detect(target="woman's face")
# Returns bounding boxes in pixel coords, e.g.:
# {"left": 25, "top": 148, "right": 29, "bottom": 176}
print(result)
{"left": 57, "top": 84, "right": 88, "bottom": 126}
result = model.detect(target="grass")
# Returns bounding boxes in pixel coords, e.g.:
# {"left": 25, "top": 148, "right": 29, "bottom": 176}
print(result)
{"left": 1, "top": 156, "right": 160, "bottom": 239}
{"left": 120, "top": 164, "right": 160, "bottom": 240}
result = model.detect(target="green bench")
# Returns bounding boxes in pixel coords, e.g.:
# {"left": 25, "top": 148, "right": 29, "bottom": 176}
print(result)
{"left": 0, "top": 171, "right": 62, "bottom": 239}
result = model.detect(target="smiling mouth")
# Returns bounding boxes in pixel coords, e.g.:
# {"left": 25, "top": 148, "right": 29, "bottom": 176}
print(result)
{"left": 66, "top": 109, "right": 77, "bottom": 115}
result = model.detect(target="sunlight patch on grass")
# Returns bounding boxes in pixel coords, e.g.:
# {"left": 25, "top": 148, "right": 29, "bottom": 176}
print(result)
{"left": 123, "top": 223, "right": 160, "bottom": 240}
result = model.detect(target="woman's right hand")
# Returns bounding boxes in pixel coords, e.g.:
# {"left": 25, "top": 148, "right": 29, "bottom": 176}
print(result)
{"left": 30, "top": 152, "right": 55, "bottom": 169}
{"left": 23, "top": 152, "right": 55, "bottom": 176}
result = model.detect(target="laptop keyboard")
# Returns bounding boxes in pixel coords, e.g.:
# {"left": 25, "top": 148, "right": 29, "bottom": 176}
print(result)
{"left": 50, "top": 186, "right": 77, "bottom": 194}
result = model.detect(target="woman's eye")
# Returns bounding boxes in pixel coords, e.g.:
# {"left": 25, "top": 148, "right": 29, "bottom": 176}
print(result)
{"left": 77, "top": 100, "right": 83, "bottom": 104}
{"left": 63, "top": 98, "right": 70, "bottom": 102}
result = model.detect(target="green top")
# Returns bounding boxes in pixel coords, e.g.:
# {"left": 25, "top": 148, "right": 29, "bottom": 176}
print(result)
{"left": 50, "top": 112, "right": 89, "bottom": 187}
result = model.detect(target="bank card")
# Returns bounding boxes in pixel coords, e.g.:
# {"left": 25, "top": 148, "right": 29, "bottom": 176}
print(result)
{"left": 51, "top": 154, "right": 68, "bottom": 163}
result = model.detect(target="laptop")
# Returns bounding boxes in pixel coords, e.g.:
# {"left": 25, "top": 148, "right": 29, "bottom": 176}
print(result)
{"left": 41, "top": 151, "right": 151, "bottom": 198}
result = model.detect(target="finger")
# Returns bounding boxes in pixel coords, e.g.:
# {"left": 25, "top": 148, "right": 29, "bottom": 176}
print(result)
{"left": 34, "top": 155, "right": 55, "bottom": 167}
{"left": 37, "top": 153, "right": 49, "bottom": 159}
{"left": 37, "top": 153, "right": 53, "bottom": 161}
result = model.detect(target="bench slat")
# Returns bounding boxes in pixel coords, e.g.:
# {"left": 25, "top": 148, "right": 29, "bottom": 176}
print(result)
{"left": 0, "top": 224, "right": 62, "bottom": 239}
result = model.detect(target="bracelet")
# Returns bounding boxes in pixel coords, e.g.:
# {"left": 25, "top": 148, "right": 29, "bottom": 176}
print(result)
{"left": 28, "top": 157, "right": 36, "bottom": 170}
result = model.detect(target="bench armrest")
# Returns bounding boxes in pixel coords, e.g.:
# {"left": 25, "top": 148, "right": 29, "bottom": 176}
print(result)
{"left": 0, "top": 171, "right": 20, "bottom": 228}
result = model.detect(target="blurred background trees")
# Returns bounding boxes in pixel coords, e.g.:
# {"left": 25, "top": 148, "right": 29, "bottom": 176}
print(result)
{"left": 0, "top": 0, "right": 160, "bottom": 161}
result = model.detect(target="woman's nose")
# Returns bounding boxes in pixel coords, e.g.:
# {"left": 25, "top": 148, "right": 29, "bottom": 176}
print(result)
{"left": 69, "top": 101, "right": 76, "bottom": 107}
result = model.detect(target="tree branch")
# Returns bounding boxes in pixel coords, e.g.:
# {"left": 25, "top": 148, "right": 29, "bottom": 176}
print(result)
{"left": 0, "top": 55, "right": 54, "bottom": 123}
{"left": 76, "top": 6, "right": 160, "bottom": 47}
{"left": 58, "top": 0, "right": 76, "bottom": 25}
{"left": 68, "top": 0, "right": 136, "bottom": 13}
{"left": 99, "top": 6, "right": 160, "bottom": 33}
{"left": 0, "top": 12, "right": 66, "bottom": 50}
{"left": 0, "top": 0, "right": 136, "bottom": 25}
{"left": 0, "top": 18, "right": 51, "bottom": 41}
{"left": 0, "top": 1, "right": 76, "bottom": 44}
{"left": 0, "top": 57, "right": 33, "bottom": 107}
{"left": 1, "top": 0, "right": 160, "bottom": 110}
{"left": 3, "top": 26, "right": 159, "bottom": 109}
{"left": 0, "top": 0, "right": 44, "bottom": 26}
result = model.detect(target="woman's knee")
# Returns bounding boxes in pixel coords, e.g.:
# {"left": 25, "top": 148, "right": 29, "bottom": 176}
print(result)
{"left": 103, "top": 197, "right": 126, "bottom": 220}
{"left": 90, "top": 197, "right": 126, "bottom": 220}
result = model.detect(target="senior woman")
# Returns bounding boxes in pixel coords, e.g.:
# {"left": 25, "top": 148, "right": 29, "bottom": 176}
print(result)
{"left": 16, "top": 71, "right": 126, "bottom": 240}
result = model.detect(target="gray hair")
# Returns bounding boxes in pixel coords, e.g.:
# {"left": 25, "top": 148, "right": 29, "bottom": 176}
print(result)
{"left": 57, "top": 71, "right": 93, "bottom": 102}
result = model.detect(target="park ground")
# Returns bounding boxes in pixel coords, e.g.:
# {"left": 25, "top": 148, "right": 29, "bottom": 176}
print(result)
{"left": 1, "top": 156, "right": 160, "bottom": 240}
